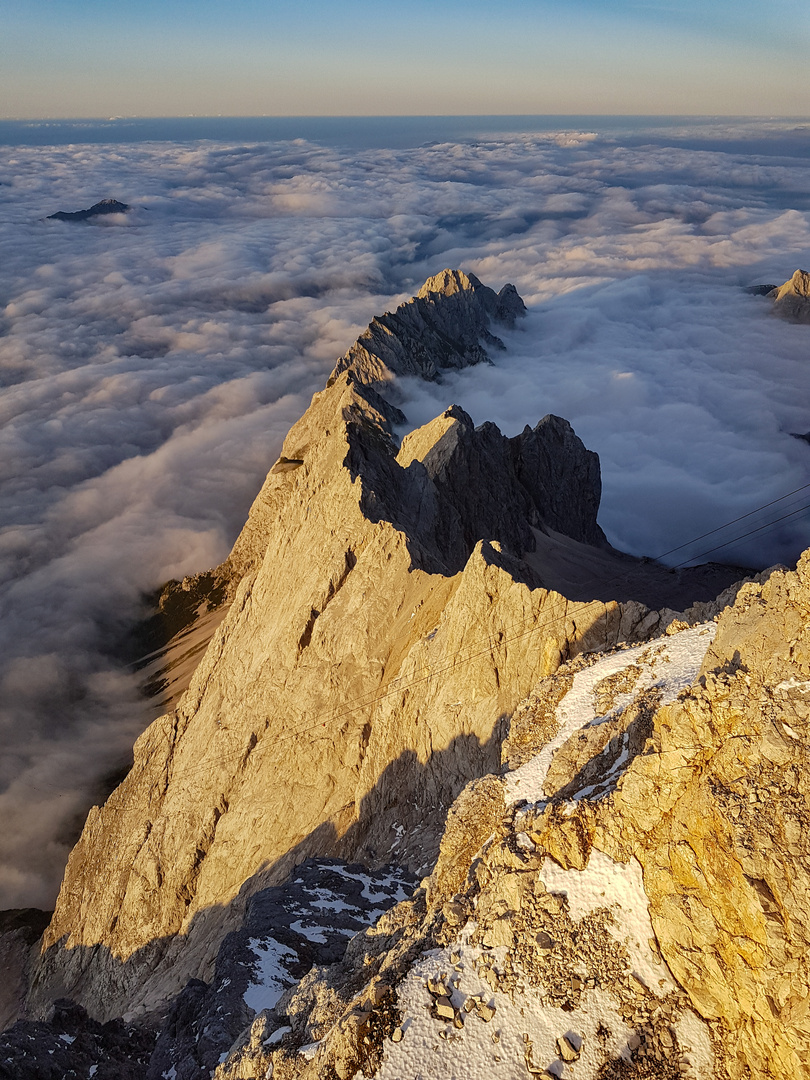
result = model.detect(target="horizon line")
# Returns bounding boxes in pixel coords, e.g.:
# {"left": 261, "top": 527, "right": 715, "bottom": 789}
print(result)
{"left": 3, "top": 112, "right": 810, "bottom": 122}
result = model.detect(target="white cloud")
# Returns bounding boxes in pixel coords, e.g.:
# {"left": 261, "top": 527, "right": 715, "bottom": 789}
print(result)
{"left": 0, "top": 122, "right": 809, "bottom": 906}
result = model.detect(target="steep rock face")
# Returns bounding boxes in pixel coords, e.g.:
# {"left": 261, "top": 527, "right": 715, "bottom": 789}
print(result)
{"left": 221, "top": 552, "right": 810, "bottom": 1080}
{"left": 128, "top": 268, "right": 520, "bottom": 691}
{"left": 29, "top": 271, "right": 744, "bottom": 1025}
{"left": 396, "top": 406, "right": 606, "bottom": 557}
{"left": 595, "top": 557, "right": 810, "bottom": 1078}
{"left": 224, "top": 269, "right": 526, "bottom": 587}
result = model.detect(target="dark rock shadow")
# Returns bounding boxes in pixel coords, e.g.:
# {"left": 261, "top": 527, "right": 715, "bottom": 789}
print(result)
{"left": 22, "top": 726, "right": 505, "bottom": 1078}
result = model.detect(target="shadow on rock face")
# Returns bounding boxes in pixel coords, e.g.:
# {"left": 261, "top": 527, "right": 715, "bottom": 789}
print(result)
{"left": 23, "top": 728, "right": 502, "bottom": 1078}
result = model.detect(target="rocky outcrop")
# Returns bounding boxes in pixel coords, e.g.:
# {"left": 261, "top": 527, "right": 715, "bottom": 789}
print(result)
{"left": 27, "top": 271, "right": 748, "bottom": 1030}
{"left": 216, "top": 551, "right": 810, "bottom": 1080}
{"left": 772, "top": 269, "right": 810, "bottom": 323}
{"left": 751, "top": 269, "right": 810, "bottom": 323}
{"left": 330, "top": 268, "right": 526, "bottom": 388}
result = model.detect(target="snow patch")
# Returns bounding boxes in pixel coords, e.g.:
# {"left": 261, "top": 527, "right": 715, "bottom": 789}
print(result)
{"left": 264, "top": 1025, "right": 291, "bottom": 1045}
{"left": 675, "top": 1008, "right": 716, "bottom": 1077}
{"left": 505, "top": 623, "right": 716, "bottom": 808}
{"left": 243, "top": 938, "right": 299, "bottom": 1013}
{"left": 289, "top": 919, "right": 357, "bottom": 942}
{"left": 367, "top": 944, "right": 633, "bottom": 1080}
{"left": 310, "top": 864, "right": 413, "bottom": 904}
{"left": 538, "top": 849, "right": 676, "bottom": 997}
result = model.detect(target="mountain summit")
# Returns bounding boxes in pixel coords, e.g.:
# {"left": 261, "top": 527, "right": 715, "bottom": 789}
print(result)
{"left": 772, "top": 268, "right": 810, "bottom": 323}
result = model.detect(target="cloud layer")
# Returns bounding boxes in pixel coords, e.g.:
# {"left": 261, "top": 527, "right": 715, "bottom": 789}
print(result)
{"left": 1, "top": 120, "right": 809, "bottom": 906}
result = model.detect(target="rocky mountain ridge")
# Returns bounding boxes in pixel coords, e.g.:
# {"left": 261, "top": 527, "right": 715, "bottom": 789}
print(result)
{"left": 772, "top": 269, "right": 810, "bottom": 323}
{"left": 23, "top": 270, "right": 748, "bottom": 1027}
{"left": 211, "top": 550, "right": 810, "bottom": 1080}
{"left": 5, "top": 268, "right": 784, "bottom": 1080}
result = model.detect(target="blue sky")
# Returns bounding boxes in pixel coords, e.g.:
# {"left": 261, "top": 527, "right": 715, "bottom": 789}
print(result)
{"left": 2, "top": 0, "right": 810, "bottom": 118}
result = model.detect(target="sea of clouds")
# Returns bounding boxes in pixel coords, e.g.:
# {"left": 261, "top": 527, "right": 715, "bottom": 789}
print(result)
{"left": 1, "top": 119, "right": 809, "bottom": 907}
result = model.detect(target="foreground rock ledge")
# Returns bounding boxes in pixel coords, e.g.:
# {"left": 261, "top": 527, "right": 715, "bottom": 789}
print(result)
{"left": 213, "top": 552, "right": 810, "bottom": 1080}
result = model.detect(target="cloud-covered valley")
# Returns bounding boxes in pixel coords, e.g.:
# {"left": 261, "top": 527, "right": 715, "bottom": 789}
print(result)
{"left": 1, "top": 120, "right": 809, "bottom": 907}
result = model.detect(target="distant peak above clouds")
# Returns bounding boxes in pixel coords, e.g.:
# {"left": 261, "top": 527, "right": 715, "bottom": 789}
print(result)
{"left": 772, "top": 269, "right": 810, "bottom": 324}
{"left": 416, "top": 268, "right": 526, "bottom": 327}
{"left": 748, "top": 269, "right": 810, "bottom": 323}
{"left": 330, "top": 267, "right": 526, "bottom": 388}
{"left": 46, "top": 198, "right": 131, "bottom": 222}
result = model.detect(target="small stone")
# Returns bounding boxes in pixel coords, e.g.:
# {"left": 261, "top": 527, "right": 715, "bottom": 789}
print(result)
{"left": 453, "top": 1013, "right": 464, "bottom": 1029}
{"left": 476, "top": 1003, "right": 496, "bottom": 1022}
{"left": 629, "top": 973, "right": 649, "bottom": 994}
{"left": 557, "top": 1034, "right": 582, "bottom": 1062}
{"left": 434, "top": 996, "right": 455, "bottom": 1020}
{"left": 391, "top": 1027, "right": 403, "bottom": 1043}
{"left": 443, "top": 901, "right": 465, "bottom": 925}
{"left": 483, "top": 917, "right": 513, "bottom": 949}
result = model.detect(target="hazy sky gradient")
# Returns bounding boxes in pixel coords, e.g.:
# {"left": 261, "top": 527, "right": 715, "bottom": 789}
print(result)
{"left": 3, "top": 0, "right": 810, "bottom": 118}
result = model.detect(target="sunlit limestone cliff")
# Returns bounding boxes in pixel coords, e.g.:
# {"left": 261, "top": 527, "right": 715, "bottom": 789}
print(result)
{"left": 772, "top": 269, "right": 810, "bottom": 323}
{"left": 9, "top": 269, "right": 806, "bottom": 1080}
{"left": 212, "top": 556, "right": 810, "bottom": 1080}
